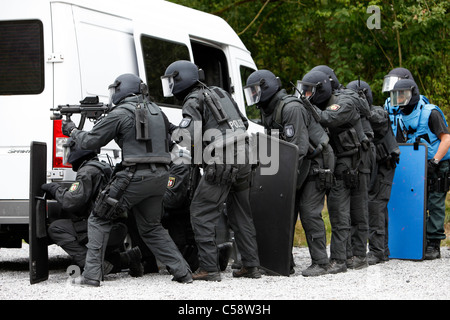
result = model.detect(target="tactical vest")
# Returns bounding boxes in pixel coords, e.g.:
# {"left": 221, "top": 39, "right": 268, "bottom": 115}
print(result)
{"left": 186, "top": 86, "right": 247, "bottom": 137}
{"left": 263, "top": 94, "right": 329, "bottom": 155}
{"left": 384, "top": 95, "right": 430, "bottom": 143}
{"left": 118, "top": 97, "right": 171, "bottom": 165}
{"left": 370, "top": 106, "right": 400, "bottom": 163}
{"left": 403, "top": 102, "right": 450, "bottom": 161}
{"left": 326, "top": 92, "right": 367, "bottom": 157}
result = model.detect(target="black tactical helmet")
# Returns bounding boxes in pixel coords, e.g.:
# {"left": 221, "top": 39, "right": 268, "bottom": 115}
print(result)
{"left": 161, "top": 60, "right": 202, "bottom": 99}
{"left": 347, "top": 80, "right": 373, "bottom": 106}
{"left": 311, "top": 65, "right": 340, "bottom": 90}
{"left": 244, "top": 69, "right": 281, "bottom": 106}
{"left": 297, "top": 70, "right": 332, "bottom": 107}
{"left": 382, "top": 67, "right": 414, "bottom": 93}
{"left": 63, "top": 138, "right": 97, "bottom": 171}
{"left": 108, "top": 73, "right": 143, "bottom": 105}
{"left": 390, "top": 79, "right": 420, "bottom": 114}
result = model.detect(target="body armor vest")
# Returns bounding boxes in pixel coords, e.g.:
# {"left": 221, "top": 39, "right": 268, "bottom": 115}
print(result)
{"left": 186, "top": 86, "right": 247, "bottom": 137}
{"left": 403, "top": 102, "right": 450, "bottom": 161}
{"left": 263, "top": 94, "right": 329, "bottom": 155}
{"left": 384, "top": 95, "right": 430, "bottom": 143}
{"left": 118, "top": 97, "right": 171, "bottom": 165}
{"left": 370, "top": 106, "right": 400, "bottom": 163}
{"left": 326, "top": 92, "right": 367, "bottom": 157}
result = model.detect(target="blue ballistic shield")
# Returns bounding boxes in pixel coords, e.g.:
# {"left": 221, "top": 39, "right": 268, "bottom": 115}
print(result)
{"left": 387, "top": 143, "right": 427, "bottom": 260}
{"left": 250, "top": 133, "right": 299, "bottom": 276}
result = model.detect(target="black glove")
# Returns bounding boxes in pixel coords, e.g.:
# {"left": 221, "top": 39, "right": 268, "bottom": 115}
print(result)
{"left": 427, "top": 159, "right": 439, "bottom": 176}
{"left": 41, "top": 183, "right": 61, "bottom": 199}
{"left": 62, "top": 120, "right": 76, "bottom": 137}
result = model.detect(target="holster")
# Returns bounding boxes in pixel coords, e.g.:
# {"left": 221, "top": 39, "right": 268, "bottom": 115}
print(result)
{"left": 343, "top": 168, "right": 360, "bottom": 189}
{"left": 204, "top": 163, "right": 239, "bottom": 185}
{"left": 92, "top": 166, "right": 135, "bottom": 220}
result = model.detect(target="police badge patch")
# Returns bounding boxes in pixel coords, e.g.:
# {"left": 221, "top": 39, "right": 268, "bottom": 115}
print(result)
{"left": 327, "top": 104, "right": 341, "bottom": 111}
{"left": 69, "top": 182, "right": 79, "bottom": 192}
{"left": 167, "top": 177, "right": 176, "bottom": 188}
{"left": 284, "top": 125, "right": 295, "bottom": 138}
{"left": 179, "top": 118, "right": 191, "bottom": 128}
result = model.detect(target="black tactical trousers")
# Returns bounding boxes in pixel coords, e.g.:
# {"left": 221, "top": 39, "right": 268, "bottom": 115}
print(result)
{"left": 426, "top": 160, "right": 449, "bottom": 241}
{"left": 190, "top": 164, "right": 260, "bottom": 272}
{"left": 327, "top": 159, "right": 352, "bottom": 262}
{"left": 298, "top": 179, "right": 329, "bottom": 265}
{"left": 83, "top": 165, "right": 191, "bottom": 281}
{"left": 368, "top": 162, "right": 395, "bottom": 258}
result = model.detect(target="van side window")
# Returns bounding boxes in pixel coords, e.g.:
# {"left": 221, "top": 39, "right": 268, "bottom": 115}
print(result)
{"left": 140, "top": 35, "right": 190, "bottom": 108}
{"left": 191, "top": 41, "right": 230, "bottom": 93}
{"left": 240, "top": 65, "right": 260, "bottom": 124}
{"left": 0, "top": 20, "right": 44, "bottom": 95}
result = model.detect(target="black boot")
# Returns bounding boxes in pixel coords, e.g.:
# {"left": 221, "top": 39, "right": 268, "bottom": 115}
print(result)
{"left": 425, "top": 240, "right": 441, "bottom": 260}
{"left": 121, "top": 246, "right": 144, "bottom": 277}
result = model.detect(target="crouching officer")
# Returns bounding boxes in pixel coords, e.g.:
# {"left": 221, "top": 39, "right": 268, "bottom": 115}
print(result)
{"left": 245, "top": 69, "right": 334, "bottom": 276}
{"left": 42, "top": 140, "right": 142, "bottom": 275}
{"left": 62, "top": 73, "right": 192, "bottom": 286}
{"left": 162, "top": 60, "right": 261, "bottom": 281}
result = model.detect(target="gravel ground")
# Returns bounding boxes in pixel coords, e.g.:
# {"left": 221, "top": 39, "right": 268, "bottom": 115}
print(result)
{"left": 1, "top": 243, "right": 449, "bottom": 302}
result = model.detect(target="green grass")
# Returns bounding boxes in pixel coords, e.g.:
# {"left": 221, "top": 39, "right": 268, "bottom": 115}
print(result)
{"left": 293, "top": 195, "right": 450, "bottom": 247}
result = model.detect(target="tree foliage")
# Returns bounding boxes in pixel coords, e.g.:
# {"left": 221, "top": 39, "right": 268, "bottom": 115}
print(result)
{"left": 169, "top": 0, "right": 449, "bottom": 114}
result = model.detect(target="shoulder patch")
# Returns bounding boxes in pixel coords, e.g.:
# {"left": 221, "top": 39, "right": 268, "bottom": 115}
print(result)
{"left": 327, "top": 104, "right": 341, "bottom": 111}
{"left": 179, "top": 118, "right": 192, "bottom": 128}
{"left": 284, "top": 124, "right": 295, "bottom": 138}
{"left": 69, "top": 182, "right": 80, "bottom": 192}
{"left": 167, "top": 177, "right": 176, "bottom": 188}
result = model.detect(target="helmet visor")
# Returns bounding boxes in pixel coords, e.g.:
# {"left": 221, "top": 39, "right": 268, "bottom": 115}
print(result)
{"left": 160, "top": 74, "right": 175, "bottom": 97}
{"left": 108, "top": 80, "right": 120, "bottom": 105}
{"left": 243, "top": 83, "right": 262, "bottom": 106}
{"left": 390, "top": 88, "right": 412, "bottom": 106}
{"left": 295, "top": 80, "right": 316, "bottom": 100}
{"left": 382, "top": 75, "right": 402, "bottom": 93}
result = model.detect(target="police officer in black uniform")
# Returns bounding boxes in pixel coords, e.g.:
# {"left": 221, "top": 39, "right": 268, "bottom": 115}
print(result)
{"left": 245, "top": 69, "right": 334, "bottom": 276}
{"left": 41, "top": 140, "right": 142, "bottom": 276}
{"left": 311, "top": 66, "right": 372, "bottom": 270}
{"left": 347, "top": 80, "right": 400, "bottom": 264}
{"left": 299, "top": 70, "right": 365, "bottom": 274}
{"left": 62, "top": 73, "right": 192, "bottom": 286}
{"left": 162, "top": 60, "right": 260, "bottom": 281}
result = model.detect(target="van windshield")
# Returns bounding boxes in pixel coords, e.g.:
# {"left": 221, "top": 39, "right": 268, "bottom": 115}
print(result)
{"left": 0, "top": 20, "right": 44, "bottom": 95}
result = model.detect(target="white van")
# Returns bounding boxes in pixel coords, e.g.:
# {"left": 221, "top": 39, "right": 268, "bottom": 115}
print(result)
{"left": 0, "top": 0, "right": 260, "bottom": 248}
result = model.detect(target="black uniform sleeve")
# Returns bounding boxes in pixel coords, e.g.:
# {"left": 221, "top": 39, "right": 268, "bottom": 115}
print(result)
{"left": 54, "top": 168, "right": 96, "bottom": 215}
{"left": 428, "top": 110, "right": 449, "bottom": 137}
{"left": 163, "top": 163, "right": 191, "bottom": 210}
{"left": 282, "top": 103, "right": 310, "bottom": 158}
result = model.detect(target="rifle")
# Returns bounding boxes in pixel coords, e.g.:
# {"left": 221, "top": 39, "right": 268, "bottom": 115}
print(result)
{"left": 50, "top": 96, "right": 110, "bottom": 130}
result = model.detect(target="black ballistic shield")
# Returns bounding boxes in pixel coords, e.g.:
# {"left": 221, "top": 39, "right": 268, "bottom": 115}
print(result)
{"left": 29, "top": 141, "right": 49, "bottom": 284}
{"left": 250, "top": 133, "right": 299, "bottom": 276}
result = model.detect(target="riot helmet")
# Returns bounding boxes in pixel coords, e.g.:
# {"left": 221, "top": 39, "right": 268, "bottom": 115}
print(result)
{"left": 390, "top": 79, "right": 420, "bottom": 115}
{"left": 63, "top": 138, "right": 97, "bottom": 171}
{"left": 296, "top": 70, "right": 332, "bottom": 108}
{"left": 311, "top": 65, "right": 340, "bottom": 90}
{"left": 382, "top": 67, "right": 414, "bottom": 93}
{"left": 108, "top": 73, "right": 143, "bottom": 105}
{"left": 244, "top": 69, "right": 281, "bottom": 106}
{"left": 347, "top": 80, "right": 373, "bottom": 106}
{"left": 161, "top": 60, "right": 203, "bottom": 100}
